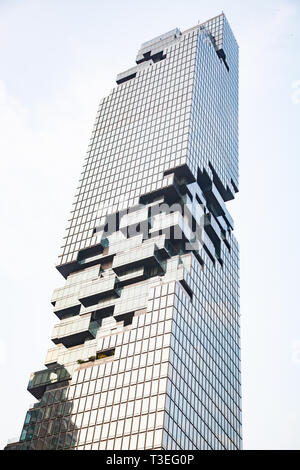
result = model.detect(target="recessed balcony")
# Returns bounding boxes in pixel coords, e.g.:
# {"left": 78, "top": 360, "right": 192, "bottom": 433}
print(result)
{"left": 51, "top": 313, "right": 99, "bottom": 347}
{"left": 112, "top": 242, "right": 165, "bottom": 276}
{"left": 117, "top": 266, "right": 146, "bottom": 286}
{"left": 204, "top": 213, "right": 222, "bottom": 245}
{"left": 78, "top": 275, "right": 121, "bottom": 307}
{"left": 202, "top": 232, "right": 216, "bottom": 263}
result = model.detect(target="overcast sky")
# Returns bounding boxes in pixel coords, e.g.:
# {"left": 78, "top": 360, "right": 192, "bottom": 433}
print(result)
{"left": 0, "top": 0, "right": 299, "bottom": 450}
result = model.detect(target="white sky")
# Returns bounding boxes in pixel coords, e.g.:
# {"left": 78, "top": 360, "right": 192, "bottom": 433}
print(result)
{"left": 0, "top": 0, "right": 299, "bottom": 450}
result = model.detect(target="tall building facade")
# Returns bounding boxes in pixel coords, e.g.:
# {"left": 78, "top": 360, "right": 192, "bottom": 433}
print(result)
{"left": 6, "top": 13, "right": 242, "bottom": 450}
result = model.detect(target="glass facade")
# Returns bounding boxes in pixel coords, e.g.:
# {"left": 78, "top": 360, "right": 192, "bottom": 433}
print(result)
{"left": 5, "top": 13, "right": 242, "bottom": 450}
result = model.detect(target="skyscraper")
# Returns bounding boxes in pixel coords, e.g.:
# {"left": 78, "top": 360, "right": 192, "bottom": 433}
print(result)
{"left": 6, "top": 13, "right": 242, "bottom": 450}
